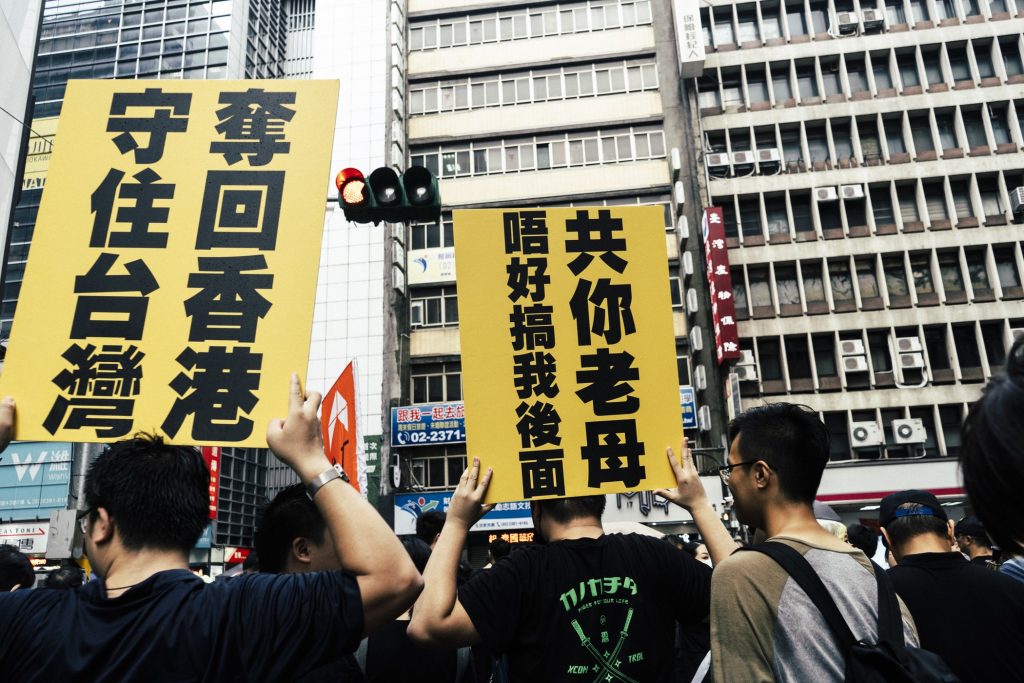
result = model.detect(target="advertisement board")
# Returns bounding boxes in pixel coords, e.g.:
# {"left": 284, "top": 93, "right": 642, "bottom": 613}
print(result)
{"left": 408, "top": 247, "right": 457, "bottom": 285}
{"left": 394, "top": 491, "right": 533, "bottom": 535}
{"left": 0, "top": 441, "right": 73, "bottom": 520}
{"left": 391, "top": 402, "right": 465, "bottom": 447}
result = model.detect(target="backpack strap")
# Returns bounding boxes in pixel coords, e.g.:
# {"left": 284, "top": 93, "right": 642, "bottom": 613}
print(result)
{"left": 742, "top": 542, "right": 858, "bottom": 654}
{"left": 455, "top": 646, "right": 471, "bottom": 681}
{"left": 870, "top": 560, "right": 906, "bottom": 647}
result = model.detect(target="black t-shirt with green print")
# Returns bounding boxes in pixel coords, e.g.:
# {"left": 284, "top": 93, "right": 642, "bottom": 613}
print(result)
{"left": 458, "top": 532, "right": 711, "bottom": 683}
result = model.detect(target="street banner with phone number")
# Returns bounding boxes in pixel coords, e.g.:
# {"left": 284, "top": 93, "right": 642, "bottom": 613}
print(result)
{"left": 455, "top": 207, "right": 682, "bottom": 503}
{"left": 0, "top": 80, "right": 339, "bottom": 447}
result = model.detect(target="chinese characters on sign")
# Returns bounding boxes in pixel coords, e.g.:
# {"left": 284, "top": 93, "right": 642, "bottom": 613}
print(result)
{"left": 390, "top": 402, "right": 466, "bottom": 447}
{"left": 1, "top": 80, "right": 339, "bottom": 446}
{"left": 672, "top": 0, "right": 707, "bottom": 78}
{"left": 455, "top": 207, "right": 682, "bottom": 503}
{"left": 702, "top": 207, "right": 741, "bottom": 365}
{"left": 201, "top": 446, "right": 221, "bottom": 520}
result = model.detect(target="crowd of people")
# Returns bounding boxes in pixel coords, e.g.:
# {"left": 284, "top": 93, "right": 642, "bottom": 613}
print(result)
{"left": 0, "top": 337, "right": 1021, "bottom": 682}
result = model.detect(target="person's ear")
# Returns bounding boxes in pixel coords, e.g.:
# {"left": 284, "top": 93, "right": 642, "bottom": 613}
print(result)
{"left": 752, "top": 461, "right": 772, "bottom": 490}
{"left": 91, "top": 507, "right": 115, "bottom": 544}
{"left": 946, "top": 520, "right": 956, "bottom": 546}
{"left": 880, "top": 527, "right": 892, "bottom": 550}
{"left": 291, "top": 537, "right": 313, "bottom": 565}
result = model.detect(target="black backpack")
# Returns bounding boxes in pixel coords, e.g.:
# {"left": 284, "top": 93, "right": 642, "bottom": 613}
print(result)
{"left": 744, "top": 542, "right": 959, "bottom": 683}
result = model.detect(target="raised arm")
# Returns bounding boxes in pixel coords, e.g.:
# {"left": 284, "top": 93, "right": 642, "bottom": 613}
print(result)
{"left": 266, "top": 374, "right": 422, "bottom": 635}
{"left": 407, "top": 457, "right": 492, "bottom": 648}
{"left": 655, "top": 437, "right": 739, "bottom": 566}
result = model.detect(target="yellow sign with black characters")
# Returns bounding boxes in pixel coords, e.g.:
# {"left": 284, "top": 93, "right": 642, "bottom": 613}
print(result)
{"left": 454, "top": 207, "right": 682, "bottom": 503}
{"left": 1, "top": 80, "right": 339, "bottom": 447}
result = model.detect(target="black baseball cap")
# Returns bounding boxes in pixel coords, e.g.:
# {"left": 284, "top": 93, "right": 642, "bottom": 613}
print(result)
{"left": 879, "top": 490, "right": 948, "bottom": 528}
{"left": 954, "top": 515, "right": 987, "bottom": 539}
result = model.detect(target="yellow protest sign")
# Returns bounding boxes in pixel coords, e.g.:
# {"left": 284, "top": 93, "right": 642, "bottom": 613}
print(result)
{"left": 455, "top": 207, "right": 682, "bottom": 503}
{"left": 1, "top": 80, "right": 339, "bottom": 447}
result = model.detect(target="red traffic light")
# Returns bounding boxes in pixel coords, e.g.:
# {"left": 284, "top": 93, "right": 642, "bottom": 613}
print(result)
{"left": 336, "top": 167, "right": 367, "bottom": 206}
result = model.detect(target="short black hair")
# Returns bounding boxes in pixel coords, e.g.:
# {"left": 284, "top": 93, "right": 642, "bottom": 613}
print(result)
{"left": 43, "top": 567, "right": 84, "bottom": 590}
{"left": 884, "top": 503, "right": 950, "bottom": 550}
{"left": 84, "top": 435, "right": 207, "bottom": 553}
{"left": 489, "top": 539, "right": 511, "bottom": 562}
{"left": 254, "top": 484, "right": 327, "bottom": 574}
{"left": 0, "top": 544, "right": 34, "bottom": 591}
{"left": 533, "top": 495, "right": 606, "bottom": 524}
{"left": 415, "top": 511, "right": 446, "bottom": 545}
{"left": 727, "top": 403, "right": 831, "bottom": 504}
{"left": 961, "top": 336, "right": 1024, "bottom": 555}
{"left": 402, "top": 536, "right": 431, "bottom": 574}
{"left": 242, "top": 551, "right": 260, "bottom": 572}
{"left": 847, "top": 524, "right": 879, "bottom": 557}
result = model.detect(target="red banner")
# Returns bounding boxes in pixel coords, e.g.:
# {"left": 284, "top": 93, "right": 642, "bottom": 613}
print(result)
{"left": 321, "top": 362, "right": 360, "bottom": 492}
{"left": 703, "top": 207, "right": 741, "bottom": 364}
{"left": 201, "top": 446, "right": 220, "bottom": 520}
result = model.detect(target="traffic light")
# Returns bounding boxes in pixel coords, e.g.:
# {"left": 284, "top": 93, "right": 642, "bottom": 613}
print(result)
{"left": 335, "top": 165, "right": 440, "bottom": 224}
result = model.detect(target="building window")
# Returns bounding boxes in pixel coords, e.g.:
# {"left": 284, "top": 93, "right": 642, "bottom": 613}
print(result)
{"left": 855, "top": 257, "right": 880, "bottom": 300}
{"left": 909, "top": 406, "right": 940, "bottom": 457}
{"left": 938, "top": 405, "right": 963, "bottom": 456}
{"left": 785, "top": 335, "right": 813, "bottom": 379}
{"left": 812, "top": 333, "right": 838, "bottom": 376}
{"left": 775, "top": 264, "right": 801, "bottom": 305}
{"left": 801, "top": 262, "right": 826, "bottom": 302}
{"left": 411, "top": 286, "right": 459, "bottom": 328}
{"left": 823, "top": 412, "right": 849, "bottom": 460}
{"left": 910, "top": 254, "right": 935, "bottom": 294}
{"left": 868, "top": 330, "right": 892, "bottom": 372}
{"left": 937, "top": 251, "right": 965, "bottom": 295}
{"left": 923, "top": 325, "right": 951, "bottom": 369}
{"left": 828, "top": 259, "right": 855, "bottom": 303}
{"left": 952, "top": 323, "right": 982, "bottom": 368}
{"left": 980, "top": 321, "right": 1006, "bottom": 365}
{"left": 748, "top": 266, "right": 772, "bottom": 309}
{"left": 994, "top": 246, "right": 1022, "bottom": 289}
{"left": 732, "top": 267, "right": 749, "bottom": 315}
{"left": 871, "top": 186, "right": 895, "bottom": 224}
{"left": 411, "top": 362, "right": 462, "bottom": 403}
{"left": 881, "top": 256, "right": 909, "bottom": 298}
{"left": 409, "top": 446, "right": 467, "bottom": 490}
{"left": 757, "top": 337, "right": 783, "bottom": 380}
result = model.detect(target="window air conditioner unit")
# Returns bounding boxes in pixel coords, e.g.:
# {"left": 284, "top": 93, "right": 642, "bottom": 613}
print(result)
{"left": 705, "top": 153, "right": 730, "bottom": 168}
{"left": 815, "top": 187, "right": 839, "bottom": 202}
{"left": 1011, "top": 186, "right": 1024, "bottom": 214}
{"left": 686, "top": 288, "right": 699, "bottom": 314}
{"left": 678, "top": 215, "right": 690, "bottom": 241}
{"left": 834, "top": 11, "right": 859, "bottom": 33}
{"left": 899, "top": 352, "right": 925, "bottom": 369}
{"left": 671, "top": 147, "right": 682, "bottom": 178}
{"left": 844, "top": 356, "right": 870, "bottom": 372}
{"left": 1012, "top": 327, "right": 1024, "bottom": 340}
{"left": 732, "top": 151, "right": 755, "bottom": 165}
{"left": 895, "top": 336, "right": 922, "bottom": 353}
{"left": 849, "top": 421, "right": 884, "bottom": 448}
{"left": 674, "top": 181, "right": 686, "bottom": 206}
{"left": 735, "top": 364, "right": 759, "bottom": 381}
{"left": 861, "top": 9, "right": 885, "bottom": 27}
{"left": 698, "top": 405, "right": 712, "bottom": 432}
{"left": 738, "top": 349, "right": 756, "bottom": 366}
{"left": 893, "top": 418, "right": 927, "bottom": 445}
{"left": 682, "top": 251, "right": 694, "bottom": 277}
{"left": 840, "top": 339, "right": 866, "bottom": 356}
{"left": 694, "top": 365, "right": 707, "bottom": 391}
{"left": 757, "top": 148, "right": 781, "bottom": 163}
{"left": 690, "top": 326, "right": 703, "bottom": 352}
{"left": 840, "top": 184, "right": 865, "bottom": 199}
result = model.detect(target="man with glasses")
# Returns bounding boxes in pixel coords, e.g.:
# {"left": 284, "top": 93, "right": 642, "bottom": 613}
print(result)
{"left": 0, "top": 376, "right": 422, "bottom": 681}
{"left": 690, "top": 403, "right": 918, "bottom": 682}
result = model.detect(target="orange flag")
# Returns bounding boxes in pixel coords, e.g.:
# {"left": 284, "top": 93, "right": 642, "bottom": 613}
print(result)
{"left": 320, "top": 362, "right": 362, "bottom": 493}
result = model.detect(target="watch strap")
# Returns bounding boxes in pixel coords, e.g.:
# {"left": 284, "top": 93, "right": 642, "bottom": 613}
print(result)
{"left": 306, "top": 464, "right": 349, "bottom": 500}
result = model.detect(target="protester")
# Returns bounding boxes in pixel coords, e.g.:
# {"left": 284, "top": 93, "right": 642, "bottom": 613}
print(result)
{"left": 43, "top": 567, "right": 84, "bottom": 590}
{"left": 0, "top": 544, "right": 34, "bottom": 592}
{"left": 960, "top": 336, "right": 1024, "bottom": 559}
{"left": 880, "top": 490, "right": 1024, "bottom": 682}
{"left": 485, "top": 538, "right": 511, "bottom": 568}
{"left": 409, "top": 439, "right": 719, "bottom": 682}
{"left": 693, "top": 403, "right": 918, "bottom": 682}
{"left": 954, "top": 516, "right": 994, "bottom": 567}
{"left": 360, "top": 537, "right": 475, "bottom": 682}
{"left": 0, "top": 375, "right": 422, "bottom": 680}
{"left": 1002, "top": 555, "right": 1024, "bottom": 584}
{"left": 416, "top": 510, "right": 447, "bottom": 548}
{"left": 847, "top": 523, "right": 879, "bottom": 559}
{"left": 680, "top": 541, "right": 712, "bottom": 566}
{"left": 241, "top": 551, "right": 259, "bottom": 574}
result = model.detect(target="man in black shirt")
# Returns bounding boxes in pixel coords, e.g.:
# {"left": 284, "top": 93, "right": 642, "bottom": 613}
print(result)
{"left": 409, "top": 440, "right": 728, "bottom": 682}
{"left": 954, "top": 516, "right": 994, "bottom": 567}
{"left": 0, "top": 375, "right": 422, "bottom": 682}
{"left": 881, "top": 489, "right": 1024, "bottom": 683}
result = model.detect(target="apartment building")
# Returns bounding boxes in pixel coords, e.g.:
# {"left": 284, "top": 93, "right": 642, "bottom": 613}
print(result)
{"left": 693, "top": 0, "right": 1024, "bottom": 510}
{"left": 397, "top": 0, "right": 697, "bottom": 496}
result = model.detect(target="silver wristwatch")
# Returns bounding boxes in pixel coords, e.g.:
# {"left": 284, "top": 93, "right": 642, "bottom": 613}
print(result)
{"left": 306, "top": 464, "right": 350, "bottom": 500}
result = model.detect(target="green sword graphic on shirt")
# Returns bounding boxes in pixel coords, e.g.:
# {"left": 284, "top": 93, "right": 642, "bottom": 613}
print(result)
{"left": 570, "top": 608, "right": 638, "bottom": 683}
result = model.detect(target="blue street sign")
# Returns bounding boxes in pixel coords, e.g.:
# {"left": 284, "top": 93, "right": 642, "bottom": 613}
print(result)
{"left": 680, "top": 386, "right": 698, "bottom": 430}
